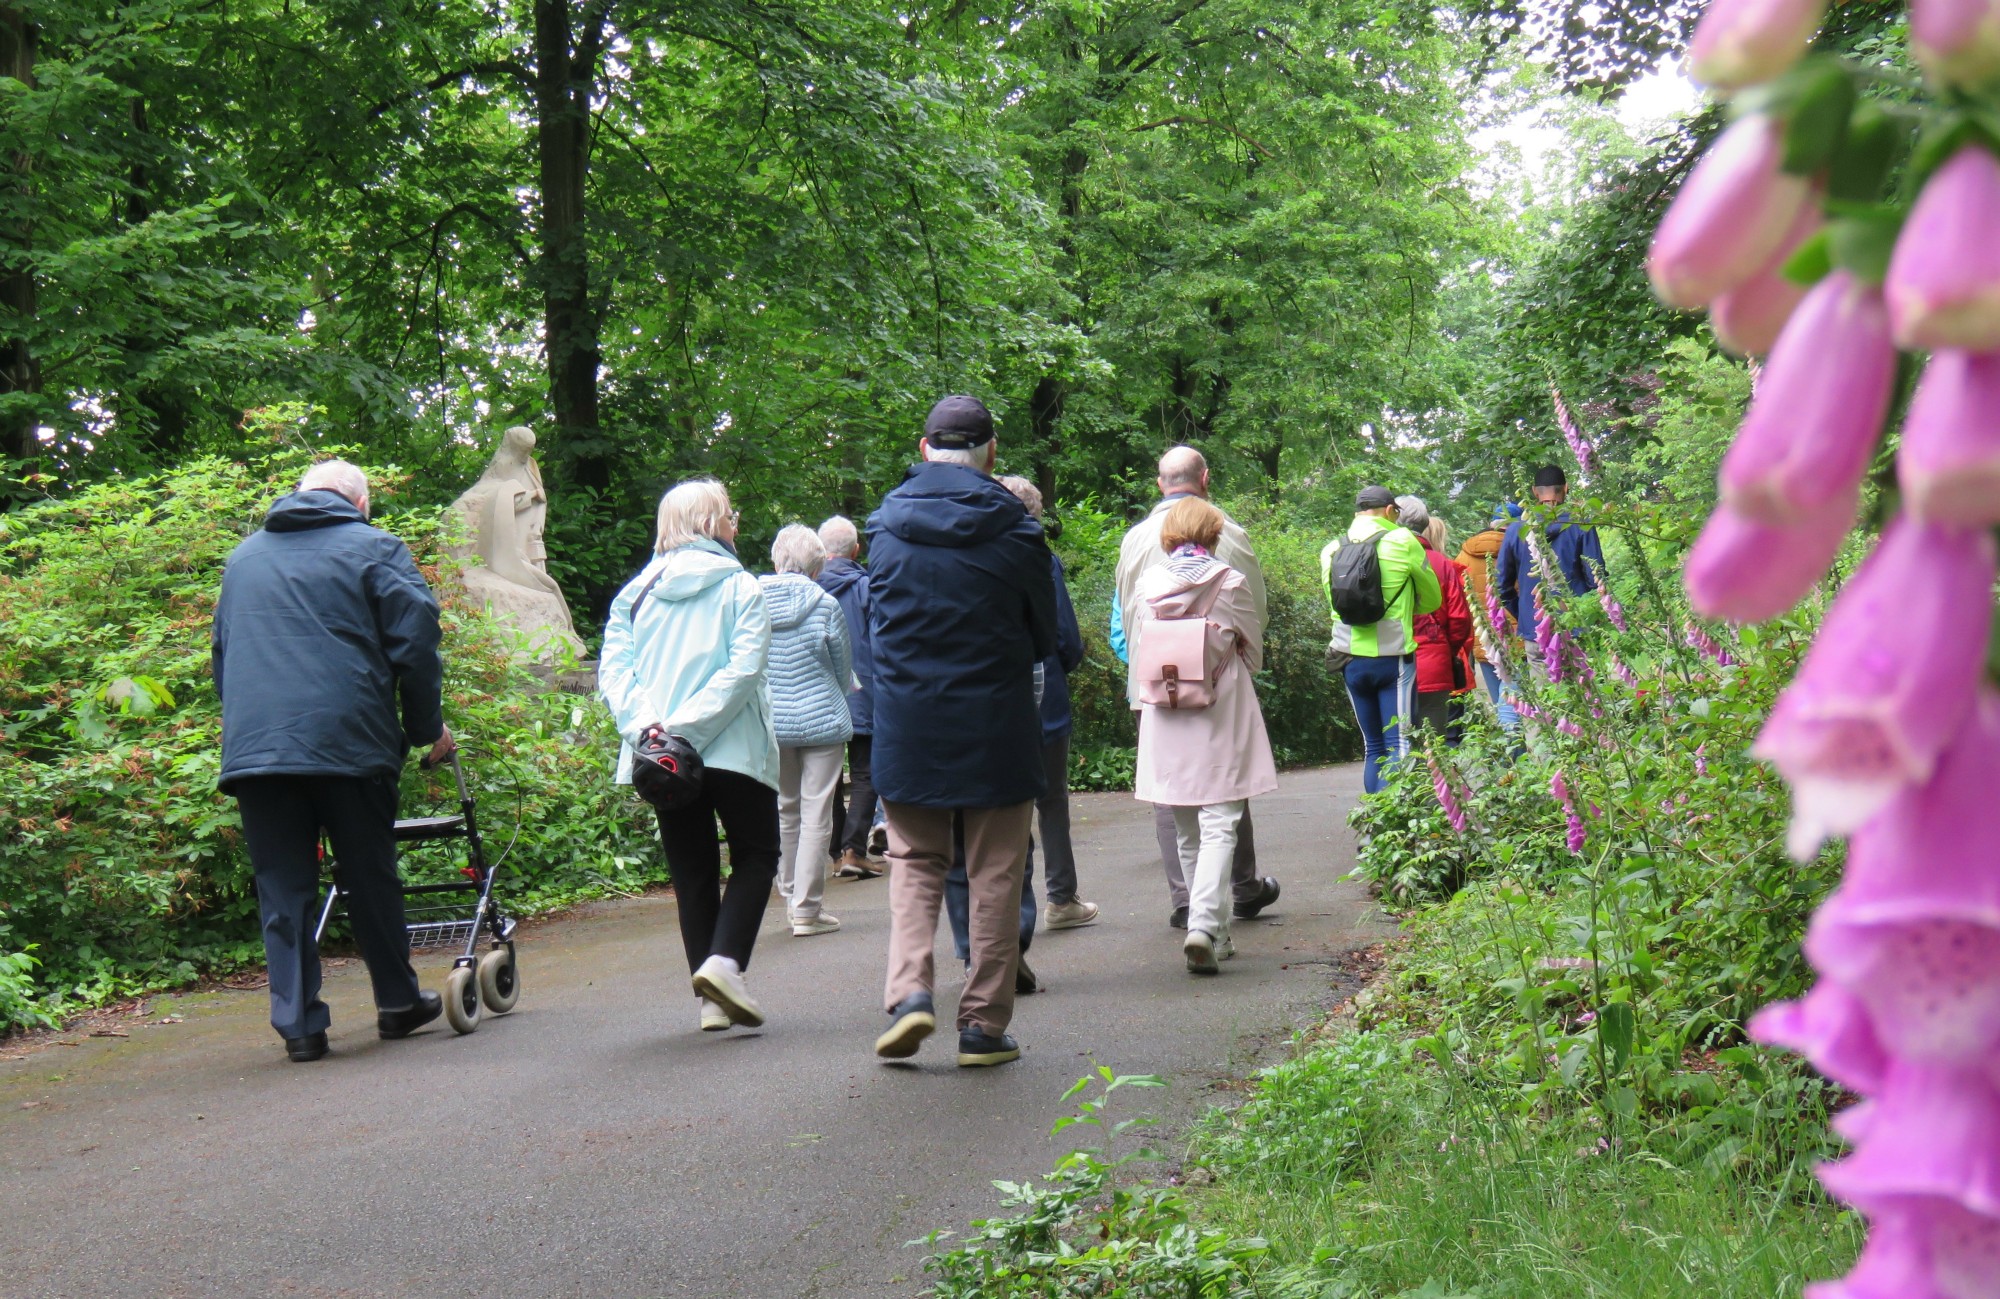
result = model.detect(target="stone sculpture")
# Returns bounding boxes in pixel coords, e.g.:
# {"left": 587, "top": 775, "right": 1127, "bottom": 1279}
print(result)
{"left": 448, "top": 426, "right": 587, "bottom": 664}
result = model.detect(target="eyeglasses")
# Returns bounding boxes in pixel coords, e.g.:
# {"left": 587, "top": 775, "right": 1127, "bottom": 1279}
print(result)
{"left": 728, "top": 510, "right": 741, "bottom": 525}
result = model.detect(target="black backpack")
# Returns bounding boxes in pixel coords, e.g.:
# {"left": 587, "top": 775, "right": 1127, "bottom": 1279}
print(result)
{"left": 1326, "top": 529, "right": 1395, "bottom": 626}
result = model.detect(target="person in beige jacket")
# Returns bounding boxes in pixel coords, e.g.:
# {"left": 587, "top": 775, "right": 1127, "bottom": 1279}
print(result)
{"left": 1114, "top": 446, "right": 1280, "bottom": 929}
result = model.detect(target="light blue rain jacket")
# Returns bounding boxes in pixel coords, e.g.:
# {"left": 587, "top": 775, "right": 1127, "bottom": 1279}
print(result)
{"left": 599, "top": 539, "right": 780, "bottom": 790}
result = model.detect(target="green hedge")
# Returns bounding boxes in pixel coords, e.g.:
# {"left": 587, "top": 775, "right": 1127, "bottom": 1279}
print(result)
{"left": 0, "top": 453, "right": 658, "bottom": 1031}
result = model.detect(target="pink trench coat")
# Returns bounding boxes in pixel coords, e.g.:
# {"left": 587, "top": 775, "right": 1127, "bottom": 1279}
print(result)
{"left": 1131, "top": 556, "right": 1280, "bottom": 807}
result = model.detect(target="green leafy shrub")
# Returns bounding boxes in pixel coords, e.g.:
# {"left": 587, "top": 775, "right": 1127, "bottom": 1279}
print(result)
{"left": 0, "top": 451, "right": 657, "bottom": 1031}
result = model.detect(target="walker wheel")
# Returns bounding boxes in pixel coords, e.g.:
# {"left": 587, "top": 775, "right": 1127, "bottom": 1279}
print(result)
{"left": 444, "top": 964, "right": 481, "bottom": 1034}
{"left": 478, "top": 945, "right": 520, "bottom": 1014}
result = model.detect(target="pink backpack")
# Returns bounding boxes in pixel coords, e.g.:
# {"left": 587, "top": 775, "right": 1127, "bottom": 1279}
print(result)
{"left": 1134, "top": 582, "right": 1227, "bottom": 710}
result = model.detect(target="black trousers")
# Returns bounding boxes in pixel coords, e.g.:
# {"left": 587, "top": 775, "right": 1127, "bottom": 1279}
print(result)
{"left": 234, "top": 773, "right": 422, "bottom": 1040}
{"left": 655, "top": 767, "right": 780, "bottom": 979}
{"left": 829, "top": 733, "right": 876, "bottom": 858}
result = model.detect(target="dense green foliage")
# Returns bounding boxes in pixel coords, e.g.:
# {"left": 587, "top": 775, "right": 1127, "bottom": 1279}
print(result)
{"left": 0, "top": 449, "right": 655, "bottom": 1029}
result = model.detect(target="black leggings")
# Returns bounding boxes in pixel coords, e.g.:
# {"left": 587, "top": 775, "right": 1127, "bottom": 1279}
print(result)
{"left": 653, "top": 767, "right": 780, "bottom": 978}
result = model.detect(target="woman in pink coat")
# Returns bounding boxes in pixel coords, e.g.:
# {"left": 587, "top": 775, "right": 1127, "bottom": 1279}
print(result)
{"left": 1131, "top": 498, "right": 1279, "bottom": 974}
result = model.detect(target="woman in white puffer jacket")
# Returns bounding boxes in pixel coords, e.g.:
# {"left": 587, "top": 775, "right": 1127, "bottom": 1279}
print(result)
{"left": 758, "top": 525, "right": 854, "bottom": 936}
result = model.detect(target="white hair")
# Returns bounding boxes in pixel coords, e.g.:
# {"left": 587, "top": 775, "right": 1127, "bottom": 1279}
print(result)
{"left": 817, "top": 515, "right": 859, "bottom": 558}
{"left": 770, "top": 523, "right": 827, "bottom": 577}
{"left": 998, "top": 475, "right": 1043, "bottom": 518}
{"left": 654, "top": 478, "right": 732, "bottom": 554}
{"left": 1395, "top": 494, "right": 1431, "bottom": 534}
{"left": 923, "top": 440, "right": 994, "bottom": 471}
{"left": 299, "top": 460, "right": 369, "bottom": 507}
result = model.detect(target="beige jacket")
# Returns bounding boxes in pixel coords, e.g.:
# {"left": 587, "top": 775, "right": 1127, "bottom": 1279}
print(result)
{"left": 1115, "top": 497, "right": 1266, "bottom": 706}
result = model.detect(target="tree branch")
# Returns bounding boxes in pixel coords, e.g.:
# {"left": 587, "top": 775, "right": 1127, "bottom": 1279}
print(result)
{"left": 367, "top": 60, "right": 534, "bottom": 119}
{"left": 1128, "top": 115, "right": 1277, "bottom": 159}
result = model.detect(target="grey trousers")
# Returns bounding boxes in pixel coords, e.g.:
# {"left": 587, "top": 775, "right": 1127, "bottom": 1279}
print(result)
{"left": 1033, "top": 734, "right": 1080, "bottom": 905}
{"left": 234, "top": 773, "right": 422, "bottom": 1040}
{"left": 1156, "top": 802, "right": 1262, "bottom": 910}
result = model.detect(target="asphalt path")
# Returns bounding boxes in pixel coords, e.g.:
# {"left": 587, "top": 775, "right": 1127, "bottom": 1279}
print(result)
{"left": 1, "top": 765, "right": 1387, "bottom": 1299}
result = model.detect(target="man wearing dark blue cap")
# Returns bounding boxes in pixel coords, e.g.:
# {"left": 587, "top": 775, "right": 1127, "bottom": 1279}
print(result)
{"left": 866, "top": 395, "right": 1059, "bottom": 1068}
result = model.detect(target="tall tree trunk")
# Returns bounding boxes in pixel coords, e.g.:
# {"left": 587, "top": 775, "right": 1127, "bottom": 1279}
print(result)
{"left": 533, "top": 0, "right": 608, "bottom": 490}
{"left": 119, "top": 94, "right": 192, "bottom": 462}
{"left": 1027, "top": 374, "right": 1064, "bottom": 506}
{"left": 1, "top": 8, "right": 38, "bottom": 469}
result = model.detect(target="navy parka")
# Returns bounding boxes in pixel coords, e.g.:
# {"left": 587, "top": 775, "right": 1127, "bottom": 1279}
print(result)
{"left": 211, "top": 490, "right": 445, "bottom": 790}
{"left": 865, "top": 462, "right": 1059, "bottom": 809}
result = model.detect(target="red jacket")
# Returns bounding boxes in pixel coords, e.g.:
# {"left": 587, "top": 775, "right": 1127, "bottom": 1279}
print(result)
{"left": 1413, "top": 541, "right": 1473, "bottom": 694}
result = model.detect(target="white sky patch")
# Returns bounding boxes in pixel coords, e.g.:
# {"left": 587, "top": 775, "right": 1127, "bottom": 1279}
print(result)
{"left": 1470, "top": 58, "right": 1703, "bottom": 208}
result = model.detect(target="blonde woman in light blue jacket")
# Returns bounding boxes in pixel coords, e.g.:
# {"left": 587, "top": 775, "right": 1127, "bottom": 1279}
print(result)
{"left": 600, "top": 479, "right": 780, "bottom": 1033}
{"left": 759, "top": 524, "right": 854, "bottom": 937}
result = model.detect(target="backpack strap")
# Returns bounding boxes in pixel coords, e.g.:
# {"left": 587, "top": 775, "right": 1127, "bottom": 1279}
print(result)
{"left": 628, "top": 567, "right": 668, "bottom": 624}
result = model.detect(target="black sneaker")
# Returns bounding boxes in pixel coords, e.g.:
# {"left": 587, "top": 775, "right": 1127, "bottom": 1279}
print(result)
{"left": 285, "top": 1030, "right": 328, "bottom": 1063}
{"left": 377, "top": 990, "right": 443, "bottom": 1040}
{"left": 957, "top": 1027, "right": 1021, "bottom": 1068}
{"left": 875, "top": 991, "right": 936, "bottom": 1059}
{"left": 1015, "top": 955, "right": 1040, "bottom": 996}
{"left": 1169, "top": 905, "right": 1188, "bottom": 930}
{"left": 1234, "top": 877, "right": 1281, "bottom": 920}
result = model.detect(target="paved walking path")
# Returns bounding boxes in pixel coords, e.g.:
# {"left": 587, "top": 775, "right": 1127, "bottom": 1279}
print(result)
{"left": 1, "top": 766, "right": 1386, "bottom": 1299}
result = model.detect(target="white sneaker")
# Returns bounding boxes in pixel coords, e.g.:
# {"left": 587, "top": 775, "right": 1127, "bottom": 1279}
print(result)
{"left": 1044, "top": 899, "right": 1100, "bottom": 930}
{"left": 791, "top": 912, "right": 842, "bottom": 937}
{"left": 698, "top": 997, "right": 731, "bottom": 1032}
{"left": 1217, "top": 933, "right": 1236, "bottom": 962}
{"left": 1184, "top": 929, "right": 1220, "bottom": 975}
{"left": 691, "top": 956, "right": 765, "bottom": 1027}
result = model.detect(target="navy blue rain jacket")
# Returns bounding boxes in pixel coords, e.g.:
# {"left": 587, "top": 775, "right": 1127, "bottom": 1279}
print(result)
{"left": 814, "top": 556, "right": 875, "bottom": 735}
{"left": 212, "top": 491, "right": 445, "bottom": 790}
{"left": 866, "top": 462, "right": 1059, "bottom": 808}
{"left": 1495, "top": 512, "right": 1607, "bottom": 642}
{"left": 1040, "top": 553, "right": 1085, "bottom": 743}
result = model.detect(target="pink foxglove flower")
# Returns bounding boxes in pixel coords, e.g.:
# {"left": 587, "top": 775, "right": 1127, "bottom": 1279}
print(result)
{"left": 1711, "top": 208, "right": 1821, "bottom": 356}
{"left": 1899, "top": 348, "right": 2000, "bottom": 528}
{"left": 1534, "top": 586, "right": 1564, "bottom": 682}
{"left": 1818, "top": 1061, "right": 2000, "bottom": 1220}
{"left": 1429, "top": 753, "right": 1468, "bottom": 834}
{"left": 1752, "top": 519, "right": 1999, "bottom": 857}
{"left": 1694, "top": 743, "right": 1709, "bottom": 777}
{"left": 1910, "top": 0, "right": 2000, "bottom": 89}
{"left": 1886, "top": 145, "right": 2000, "bottom": 351}
{"left": 1610, "top": 655, "right": 1639, "bottom": 688}
{"left": 1649, "top": 115, "right": 1816, "bottom": 310}
{"left": 1801, "top": 694, "right": 2000, "bottom": 1064}
{"left": 1719, "top": 272, "right": 1897, "bottom": 526}
{"left": 1553, "top": 385, "right": 1596, "bottom": 480}
{"left": 1685, "top": 492, "right": 1857, "bottom": 623}
{"left": 1597, "top": 580, "right": 1628, "bottom": 632}
{"left": 1483, "top": 570, "right": 1510, "bottom": 642}
{"left": 1550, "top": 771, "right": 1587, "bottom": 854}
{"left": 1688, "top": 0, "right": 1829, "bottom": 88}
{"left": 1749, "top": 980, "right": 1890, "bottom": 1095}
{"left": 1684, "top": 620, "right": 1737, "bottom": 668}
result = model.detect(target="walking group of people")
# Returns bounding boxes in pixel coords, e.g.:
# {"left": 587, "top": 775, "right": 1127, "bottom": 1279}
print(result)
{"left": 1321, "top": 466, "right": 1606, "bottom": 792}
{"left": 209, "top": 394, "right": 1599, "bottom": 1071}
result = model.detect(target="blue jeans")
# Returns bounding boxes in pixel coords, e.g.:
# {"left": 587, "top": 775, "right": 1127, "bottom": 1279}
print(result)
{"left": 946, "top": 814, "right": 1038, "bottom": 962}
{"left": 1478, "top": 660, "right": 1521, "bottom": 733}
{"left": 1344, "top": 654, "right": 1416, "bottom": 795}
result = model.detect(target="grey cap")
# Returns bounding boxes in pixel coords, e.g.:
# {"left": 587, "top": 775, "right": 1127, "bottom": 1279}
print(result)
{"left": 1355, "top": 485, "right": 1395, "bottom": 510}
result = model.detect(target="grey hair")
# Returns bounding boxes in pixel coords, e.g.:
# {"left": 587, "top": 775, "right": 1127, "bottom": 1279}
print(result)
{"left": 924, "top": 441, "right": 993, "bottom": 470}
{"left": 1395, "top": 494, "right": 1431, "bottom": 534}
{"left": 654, "top": 478, "right": 732, "bottom": 554}
{"left": 1157, "top": 445, "right": 1206, "bottom": 492}
{"left": 770, "top": 523, "right": 827, "bottom": 577}
{"left": 299, "top": 459, "right": 369, "bottom": 506}
{"left": 1424, "top": 515, "right": 1450, "bottom": 552}
{"left": 817, "top": 515, "right": 859, "bottom": 558}
{"left": 998, "top": 475, "right": 1043, "bottom": 518}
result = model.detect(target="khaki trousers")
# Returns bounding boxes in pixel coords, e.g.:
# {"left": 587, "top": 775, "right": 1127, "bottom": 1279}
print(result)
{"left": 883, "top": 800, "right": 1034, "bottom": 1036}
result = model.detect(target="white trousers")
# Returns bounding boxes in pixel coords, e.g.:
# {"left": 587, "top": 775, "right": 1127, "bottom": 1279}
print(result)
{"left": 1171, "top": 800, "right": 1246, "bottom": 942}
{"left": 777, "top": 743, "right": 845, "bottom": 921}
